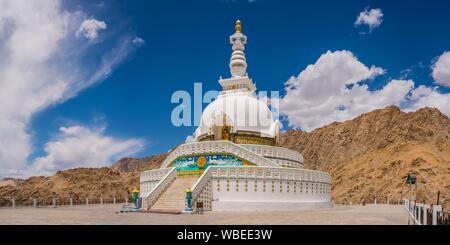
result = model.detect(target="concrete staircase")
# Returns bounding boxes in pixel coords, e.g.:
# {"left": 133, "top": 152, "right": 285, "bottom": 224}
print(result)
{"left": 150, "top": 177, "right": 198, "bottom": 213}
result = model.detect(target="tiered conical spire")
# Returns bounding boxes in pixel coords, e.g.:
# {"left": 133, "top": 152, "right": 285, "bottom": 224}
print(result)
{"left": 229, "top": 20, "right": 248, "bottom": 77}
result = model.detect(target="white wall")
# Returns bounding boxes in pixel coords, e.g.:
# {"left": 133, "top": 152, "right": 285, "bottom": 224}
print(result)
{"left": 209, "top": 178, "right": 331, "bottom": 210}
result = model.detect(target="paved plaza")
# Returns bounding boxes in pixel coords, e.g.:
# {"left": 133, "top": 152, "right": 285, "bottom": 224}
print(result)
{"left": 0, "top": 204, "right": 409, "bottom": 225}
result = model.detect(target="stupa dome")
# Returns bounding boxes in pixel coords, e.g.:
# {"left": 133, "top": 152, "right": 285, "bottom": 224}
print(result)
{"left": 195, "top": 91, "right": 279, "bottom": 140}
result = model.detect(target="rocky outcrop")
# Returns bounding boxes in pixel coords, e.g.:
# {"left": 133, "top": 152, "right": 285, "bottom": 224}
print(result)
{"left": 111, "top": 154, "right": 167, "bottom": 173}
{"left": 280, "top": 106, "right": 450, "bottom": 207}
{"left": 0, "top": 153, "right": 168, "bottom": 206}
{"left": 0, "top": 168, "right": 141, "bottom": 206}
{"left": 2, "top": 106, "right": 449, "bottom": 208}
{"left": 0, "top": 178, "right": 23, "bottom": 187}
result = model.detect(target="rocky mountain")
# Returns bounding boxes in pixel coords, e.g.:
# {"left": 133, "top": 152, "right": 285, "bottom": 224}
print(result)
{"left": 0, "top": 154, "right": 166, "bottom": 206}
{"left": 111, "top": 154, "right": 167, "bottom": 173}
{"left": 1, "top": 106, "right": 449, "bottom": 208}
{"left": 0, "top": 178, "right": 23, "bottom": 187}
{"left": 0, "top": 168, "right": 142, "bottom": 206}
{"left": 0, "top": 155, "right": 167, "bottom": 206}
{"left": 279, "top": 106, "right": 450, "bottom": 207}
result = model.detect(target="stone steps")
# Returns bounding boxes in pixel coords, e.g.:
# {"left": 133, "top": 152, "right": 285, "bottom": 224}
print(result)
{"left": 150, "top": 177, "right": 198, "bottom": 212}
{"left": 146, "top": 209, "right": 182, "bottom": 215}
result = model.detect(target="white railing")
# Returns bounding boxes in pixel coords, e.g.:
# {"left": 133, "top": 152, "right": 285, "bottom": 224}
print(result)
{"left": 187, "top": 166, "right": 332, "bottom": 210}
{"left": 143, "top": 167, "right": 176, "bottom": 210}
{"left": 239, "top": 144, "right": 304, "bottom": 168}
{"left": 403, "top": 199, "right": 445, "bottom": 225}
{"left": 140, "top": 167, "right": 173, "bottom": 183}
{"left": 189, "top": 166, "right": 215, "bottom": 210}
{"left": 404, "top": 199, "right": 421, "bottom": 225}
{"left": 140, "top": 168, "right": 173, "bottom": 198}
{"left": 161, "top": 141, "right": 281, "bottom": 168}
{"left": 210, "top": 165, "right": 331, "bottom": 183}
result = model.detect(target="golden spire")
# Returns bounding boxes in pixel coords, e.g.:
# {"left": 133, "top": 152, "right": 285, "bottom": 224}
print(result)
{"left": 235, "top": 20, "right": 242, "bottom": 33}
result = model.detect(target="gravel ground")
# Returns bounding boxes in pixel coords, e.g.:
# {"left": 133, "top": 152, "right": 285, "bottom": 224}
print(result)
{"left": 0, "top": 204, "right": 409, "bottom": 225}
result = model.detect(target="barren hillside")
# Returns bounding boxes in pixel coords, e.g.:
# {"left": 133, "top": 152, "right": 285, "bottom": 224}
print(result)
{"left": 0, "top": 168, "right": 139, "bottom": 206}
{"left": 1, "top": 106, "right": 449, "bottom": 209}
{"left": 111, "top": 154, "right": 167, "bottom": 173}
{"left": 280, "top": 106, "right": 450, "bottom": 207}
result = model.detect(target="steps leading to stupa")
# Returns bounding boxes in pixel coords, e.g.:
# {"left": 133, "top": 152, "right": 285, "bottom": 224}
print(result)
{"left": 150, "top": 177, "right": 198, "bottom": 212}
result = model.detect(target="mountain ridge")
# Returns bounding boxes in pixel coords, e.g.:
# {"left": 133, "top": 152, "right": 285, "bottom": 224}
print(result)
{"left": 1, "top": 106, "right": 449, "bottom": 208}
{"left": 280, "top": 106, "right": 450, "bottom": 207}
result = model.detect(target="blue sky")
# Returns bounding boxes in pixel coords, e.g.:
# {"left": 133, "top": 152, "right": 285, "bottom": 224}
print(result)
{"left": 1, "top": 0, "right": 450, "bottom": 177}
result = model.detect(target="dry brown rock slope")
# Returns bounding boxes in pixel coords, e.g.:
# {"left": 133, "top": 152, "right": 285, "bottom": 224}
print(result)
{"left": 0, "top": 167, "right": 141, "bottom": 206}
{"left": 111, "top": 154, "right": 167, "bottom": 173}
{"left": 0, "top": 153, "right": 167, "bottom": 206}
{"left": 2, "top": 106, "right": 449, "bottom": 208}
{"left": 280, "top": 106, "right": 450, "bottom": 207}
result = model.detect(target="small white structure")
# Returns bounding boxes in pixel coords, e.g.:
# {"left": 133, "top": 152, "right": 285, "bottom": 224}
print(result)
{"left": 140, "top": 21, "right": 332, "bottom": 212}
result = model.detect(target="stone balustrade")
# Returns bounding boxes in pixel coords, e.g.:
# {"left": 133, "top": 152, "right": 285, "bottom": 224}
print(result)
{"left": 140, "top": 168, "right": 173, "bottom": 198}
{"left": 239, "top": 144, "right": 304, "bottom": 168}
{"left": 161, "top": 141, "right": 281, "bottom": 168}
{"left": 141, "top": 167, "right": 177, "bottom": 209}
{"left": 403, "top": 199, "right": 448, "bottom": 225}
{"left": 189, "top": 165, "right": 332, "bottom": 212}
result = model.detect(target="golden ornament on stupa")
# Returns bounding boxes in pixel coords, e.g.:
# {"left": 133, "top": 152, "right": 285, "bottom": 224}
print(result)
{"left": 235, "top": 20, "right": 242, "bottom": 33}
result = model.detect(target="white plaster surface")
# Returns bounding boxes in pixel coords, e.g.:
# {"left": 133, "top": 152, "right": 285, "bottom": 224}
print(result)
{"left": 212, "top": 200, "right": 332, "bottom": 211}
{"left": 0, "top": 204, "right": 409, "bottom": 225}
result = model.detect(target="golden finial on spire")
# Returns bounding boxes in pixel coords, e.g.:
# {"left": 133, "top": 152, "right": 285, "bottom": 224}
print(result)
{"left": 235, "top": 20, "right": 242, "bottom": 33}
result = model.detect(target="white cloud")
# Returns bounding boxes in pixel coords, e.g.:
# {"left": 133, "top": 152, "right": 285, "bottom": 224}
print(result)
{"left": 0, "top": 0, "right": 142, "bottom": 178}
{"left": 280, "top": 50, "right": 414, "bottom": 131}
{"left": 76, "top": 18, "right": 107, "bottom": 41}
{"left": 30, "top": 126, "right": 144, "bottom": 176}
{"left": 132, "top": 36, "right": 145, "bottom": 46}
{"left": 407, "top": 85, "right": 450, "bottom": 116}
{"left": 355, "top": 8, "right": 383, "bottom": 32}
{"left": 432, "top": 51, "right": 450, "bottom": 87}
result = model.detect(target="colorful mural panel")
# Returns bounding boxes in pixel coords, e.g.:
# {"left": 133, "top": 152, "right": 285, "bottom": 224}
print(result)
{"left": 172, "top": 154, "right": 251, "bottom": 172}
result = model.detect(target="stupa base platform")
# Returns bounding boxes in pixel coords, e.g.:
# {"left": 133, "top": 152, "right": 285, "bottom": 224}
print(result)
{"left": 211, "top": 201, "right": 333, "bottom": 211}
{"left": 143, "top": 209, "right": 182, "bottom": 215}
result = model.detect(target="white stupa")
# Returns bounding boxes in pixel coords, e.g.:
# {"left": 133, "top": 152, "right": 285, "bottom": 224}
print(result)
{"left": 196, "top": 20, "right": 281, "bottom": 144}
{"left": 140, "top": 21, "right": 331, "bottom": 212}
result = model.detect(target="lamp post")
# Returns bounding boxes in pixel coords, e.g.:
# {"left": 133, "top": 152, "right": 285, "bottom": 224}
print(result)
{"left": 51, "top": 192, "right": 56, "bottom": 208}
{"left": 400, "top": 190, "right": 403, "bottom": 204}
{"left": 406, "top": 174, "right": 417, "bottom": 200}
{"left": 436, "top": 190, "right": 440, "bottom": 205}
{"left": 132, "top": 187, "right": 140, "bottom": 209}
{"left": 185, "top": 188, "right": 193, "bottom": 212}
{"left": 406, "top": 173, "right": 417, "bottom": 215}
{"left": 360, "top": 191, "right": 365, "bottom": 206}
